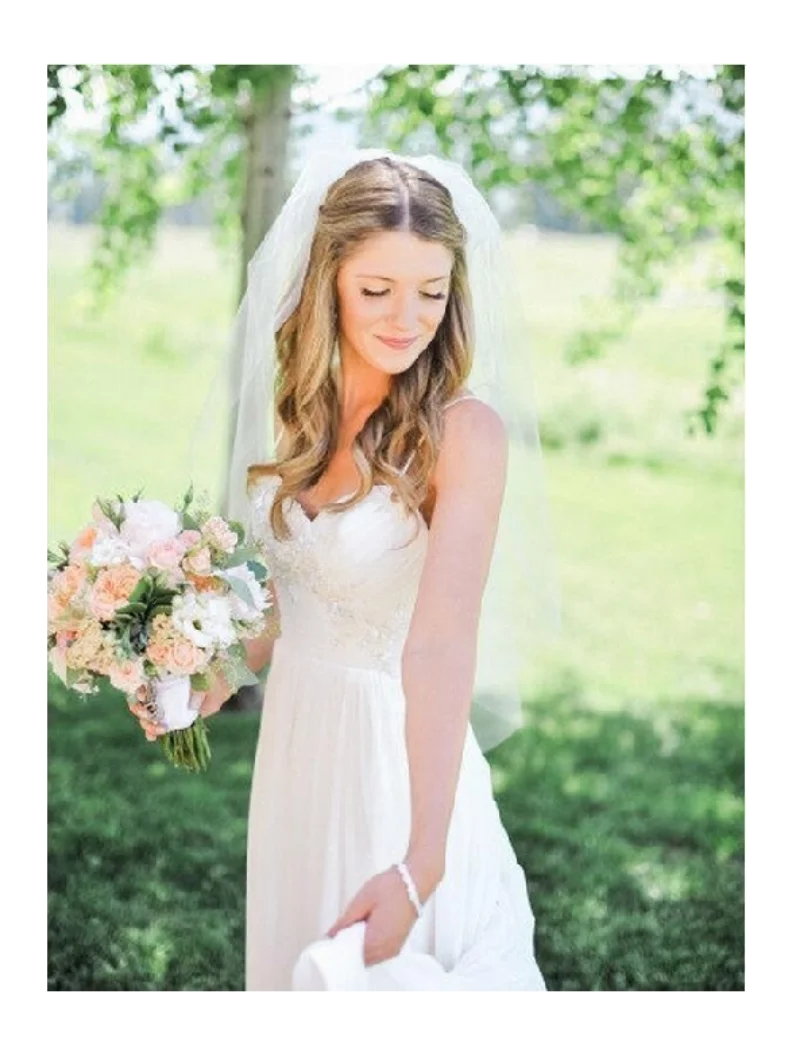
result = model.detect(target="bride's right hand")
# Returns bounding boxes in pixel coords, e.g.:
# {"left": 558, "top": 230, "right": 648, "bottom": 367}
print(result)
{"left": 127, "top": 673, "right": 234, "bottom": 742}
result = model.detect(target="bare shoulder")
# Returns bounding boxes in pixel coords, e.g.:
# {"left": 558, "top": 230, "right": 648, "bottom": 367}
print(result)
{"left": 435, "top": 395, "right": 508, "bottom": 495}
{"left": 409, "top": 396, "right": 508, "bottom": 646}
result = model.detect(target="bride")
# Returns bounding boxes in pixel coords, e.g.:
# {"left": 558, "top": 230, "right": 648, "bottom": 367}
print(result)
{"left": 131, "top": 150, "right": 558, "bottom": 990}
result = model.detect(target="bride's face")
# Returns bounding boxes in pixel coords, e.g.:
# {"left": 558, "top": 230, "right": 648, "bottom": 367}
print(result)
{"left": 335, "top": 230, "right": 453, "bottom": 375}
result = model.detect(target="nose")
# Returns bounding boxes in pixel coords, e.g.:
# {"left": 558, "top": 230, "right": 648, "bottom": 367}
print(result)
{"left": 388, "top": 292, "right": 421, "bottom": 333}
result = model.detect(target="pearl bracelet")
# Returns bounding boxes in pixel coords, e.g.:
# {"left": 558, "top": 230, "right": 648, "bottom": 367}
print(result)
{"left": 394, "top": 861, "right": 423, "bottom": 918}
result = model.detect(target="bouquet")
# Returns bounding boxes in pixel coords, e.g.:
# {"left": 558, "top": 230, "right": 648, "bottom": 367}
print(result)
{"left": 47, "top": 485, "right": 273, "bottom": 771}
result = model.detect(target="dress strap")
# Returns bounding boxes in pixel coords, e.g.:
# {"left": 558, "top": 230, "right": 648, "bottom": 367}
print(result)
{"left": 442, "top": 392, "right": 480, "bottom": 410}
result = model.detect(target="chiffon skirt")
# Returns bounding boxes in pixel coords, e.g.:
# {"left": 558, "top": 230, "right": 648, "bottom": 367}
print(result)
{"left": 245, "top": 638, "right": 546, "bottom": 990}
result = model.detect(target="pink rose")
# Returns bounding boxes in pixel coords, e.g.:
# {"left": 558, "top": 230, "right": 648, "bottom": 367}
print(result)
{"left": 179, "top": 530, "right": 202, "bottom": 549}
{"left": 148, "top": 538, "right": 187, "bottom": 571}
{"left": 56, "top": 630, "right": 76, "bottom": 651}
{"left": 201, "top": 516, "right": 239, "bottom": 553}
{"left": 120, "top": 500, "right": 180, "bottom": 561}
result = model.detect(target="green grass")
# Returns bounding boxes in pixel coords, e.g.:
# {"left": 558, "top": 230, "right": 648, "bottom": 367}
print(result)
{"left": 48, "top": 223, "right": 743, "bottom": 991}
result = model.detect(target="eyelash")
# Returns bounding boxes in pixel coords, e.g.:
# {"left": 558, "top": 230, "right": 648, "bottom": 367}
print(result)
{"left": 361, "top": 288, "right": 447, "bottom": 301}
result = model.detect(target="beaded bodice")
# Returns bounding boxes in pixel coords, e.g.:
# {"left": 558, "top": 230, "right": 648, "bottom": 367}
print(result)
{"left": 248, "top": 476, "right": 429, "bottom": 676}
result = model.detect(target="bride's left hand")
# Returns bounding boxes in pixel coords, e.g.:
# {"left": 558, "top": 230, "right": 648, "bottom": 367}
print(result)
{"left": 325, "top": 867, "right": 418, "bottom": 967}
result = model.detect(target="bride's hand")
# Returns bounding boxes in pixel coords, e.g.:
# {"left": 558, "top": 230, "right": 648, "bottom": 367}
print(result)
{"left": 324, "top": 868, "right": 419, "bottom": 967}
{"left": 126, "top": 672, "right": 233, "bottom": 741}
{"left": 126, "top": 684, "right": 166, "bottom": 743}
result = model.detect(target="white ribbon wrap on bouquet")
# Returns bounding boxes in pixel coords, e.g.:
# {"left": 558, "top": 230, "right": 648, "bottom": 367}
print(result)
{"left": 153, "top": 675, "right": 204, "bottom": 732}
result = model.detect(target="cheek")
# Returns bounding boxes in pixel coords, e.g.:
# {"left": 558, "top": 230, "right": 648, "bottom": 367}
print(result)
{"left": 339, "top": 292, "right": 380, "bottom": 332}
{"left": 424, "top": 301, "right": 448, "bottom": 331}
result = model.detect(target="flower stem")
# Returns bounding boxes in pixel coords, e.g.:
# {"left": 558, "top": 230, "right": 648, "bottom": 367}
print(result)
{"left": 159, "top": 716, "right": 211, "bottom": 772}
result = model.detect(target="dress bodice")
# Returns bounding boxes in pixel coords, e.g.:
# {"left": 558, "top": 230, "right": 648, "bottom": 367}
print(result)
{"left": 248, "top": 476, "right": 429, "bottom": 676}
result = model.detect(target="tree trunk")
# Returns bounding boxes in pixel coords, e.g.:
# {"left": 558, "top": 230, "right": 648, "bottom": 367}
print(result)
{"left": 237, "top": 67, "right": 294, "bottom": 303}
{"left": 226, "top": 67, "right": 293, "bottom": 492}
{"left": 226, "top": 67, "right": 294, "bottom": 716}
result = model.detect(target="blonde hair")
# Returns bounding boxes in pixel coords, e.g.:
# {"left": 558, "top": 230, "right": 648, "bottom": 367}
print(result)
{"left": 247, "top": 156, "right": 474, "bottom": 540}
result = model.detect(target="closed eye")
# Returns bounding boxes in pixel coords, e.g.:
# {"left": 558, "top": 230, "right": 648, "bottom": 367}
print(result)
{"left": 360, "top": 288, "right": 448, "bottom": 300}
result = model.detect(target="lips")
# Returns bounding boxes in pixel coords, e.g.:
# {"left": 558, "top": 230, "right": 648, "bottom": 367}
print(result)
{"left": 377, "top": 336, "right": 419, "bottom": 350}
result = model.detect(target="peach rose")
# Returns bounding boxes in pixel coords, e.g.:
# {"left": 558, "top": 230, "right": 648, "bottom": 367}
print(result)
{"left": 50, "top": 563, "right": 88, "bottom": 612}
{"left": 92, "top": 638, "right": 117, "bottom": 676}
{"left": 146, "top": 639, "right": 173, "bottom": 670}
{"left": 108, "top": 658, "right": 145, "bottom": 695}
{"left": 186, "top": 573, "right": 224, "bottom": 594}
{"left": 183, "top": 547, "right": 212, "bottom": 576}
{"left": 88, "top": 563, "right": 141, "bottom": 621}
{"left": 48, "top": 578, "right": 87, "bottom": 637}
{"left": 69, "top": 525, "right": 98, "bottom": 562}
{"left": 65, "top": 619, "right": 105, "bottom": 670}
{"left": 166, "top": 637, "right": 209, "bottom": 676}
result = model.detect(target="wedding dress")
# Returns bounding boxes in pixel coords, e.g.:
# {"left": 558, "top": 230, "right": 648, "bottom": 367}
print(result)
{"left": 245, "top": 395, "right": 547, "bottom": 991}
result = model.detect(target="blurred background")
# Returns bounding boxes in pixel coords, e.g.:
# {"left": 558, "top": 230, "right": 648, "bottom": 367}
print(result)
{"left": 47, "top": 64, "right": 744, "bottom": 991}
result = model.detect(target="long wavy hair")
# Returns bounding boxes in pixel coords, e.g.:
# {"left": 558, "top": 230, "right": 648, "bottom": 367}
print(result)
{"left": 247, "top": 156, "right": 474, "bottom": 540}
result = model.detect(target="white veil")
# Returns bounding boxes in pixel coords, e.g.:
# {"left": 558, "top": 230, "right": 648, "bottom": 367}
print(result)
{"left": 186, "top": 147, "right": 561, "bottom": 751}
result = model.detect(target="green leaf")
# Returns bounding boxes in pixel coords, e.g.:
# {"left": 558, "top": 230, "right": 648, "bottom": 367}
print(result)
{"left": 223, "top": 573, "right": 257, "bottom": 610}
{"left": 227, "top": 642, "right": 246, "bottom": 662}
{"left": 221, "top": 546, "right": 260, "bottom": 567}
{"left": 127, "top": 577, "right": 152, "bottom": 605}
{"left": 223, "top": 656, "right": 260, "bottom": 690}
{"left": 228, "top": 519, "right": 246, "bottom": 544}
{"left": 190, "top": 672, "right": 211, "bottom": 692}
{"left": 246, "top": 560, "right": 268, "bottom": 583}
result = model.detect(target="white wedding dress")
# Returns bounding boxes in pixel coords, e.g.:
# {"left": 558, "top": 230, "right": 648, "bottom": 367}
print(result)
{"left": 245, "top": 398, "right": 546, "bottom": 991}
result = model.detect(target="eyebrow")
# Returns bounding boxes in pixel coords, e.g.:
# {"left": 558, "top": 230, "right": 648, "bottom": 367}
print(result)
{"left": 356, "top": 274, "right": 449, "bottom": 283}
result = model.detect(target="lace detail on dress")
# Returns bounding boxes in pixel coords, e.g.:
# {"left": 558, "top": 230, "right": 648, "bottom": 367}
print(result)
{"left": 248, "top": 477, "right": 427, "bottom": 675}
{"left": 247, "top": 403, "right": 478, "bottom": 671}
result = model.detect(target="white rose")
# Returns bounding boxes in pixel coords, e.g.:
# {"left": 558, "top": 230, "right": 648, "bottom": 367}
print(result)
{"left": 120, "top": 500, "right": 181, "bottom": 562}
{"left": 224, "top": 563, "right": 268, "bottom": 622}
{"left": 88, "top": 534, "right": 139, "bottom": 568}
{"left": 172, "top": 590, "right": 237, "bottom": 650}
{"left": 171, "top": 590, "right": 208, "bottom": 647}
{"left": 200, "top": 595, "right": 237, "bottom": 648}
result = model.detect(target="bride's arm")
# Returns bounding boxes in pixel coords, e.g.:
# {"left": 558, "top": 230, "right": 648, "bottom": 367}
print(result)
{"left": 243, "top": 578, "right": 281, "bottom": 673}
{"left": 400, "top": 400, "right": 508, "bottom": 903}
